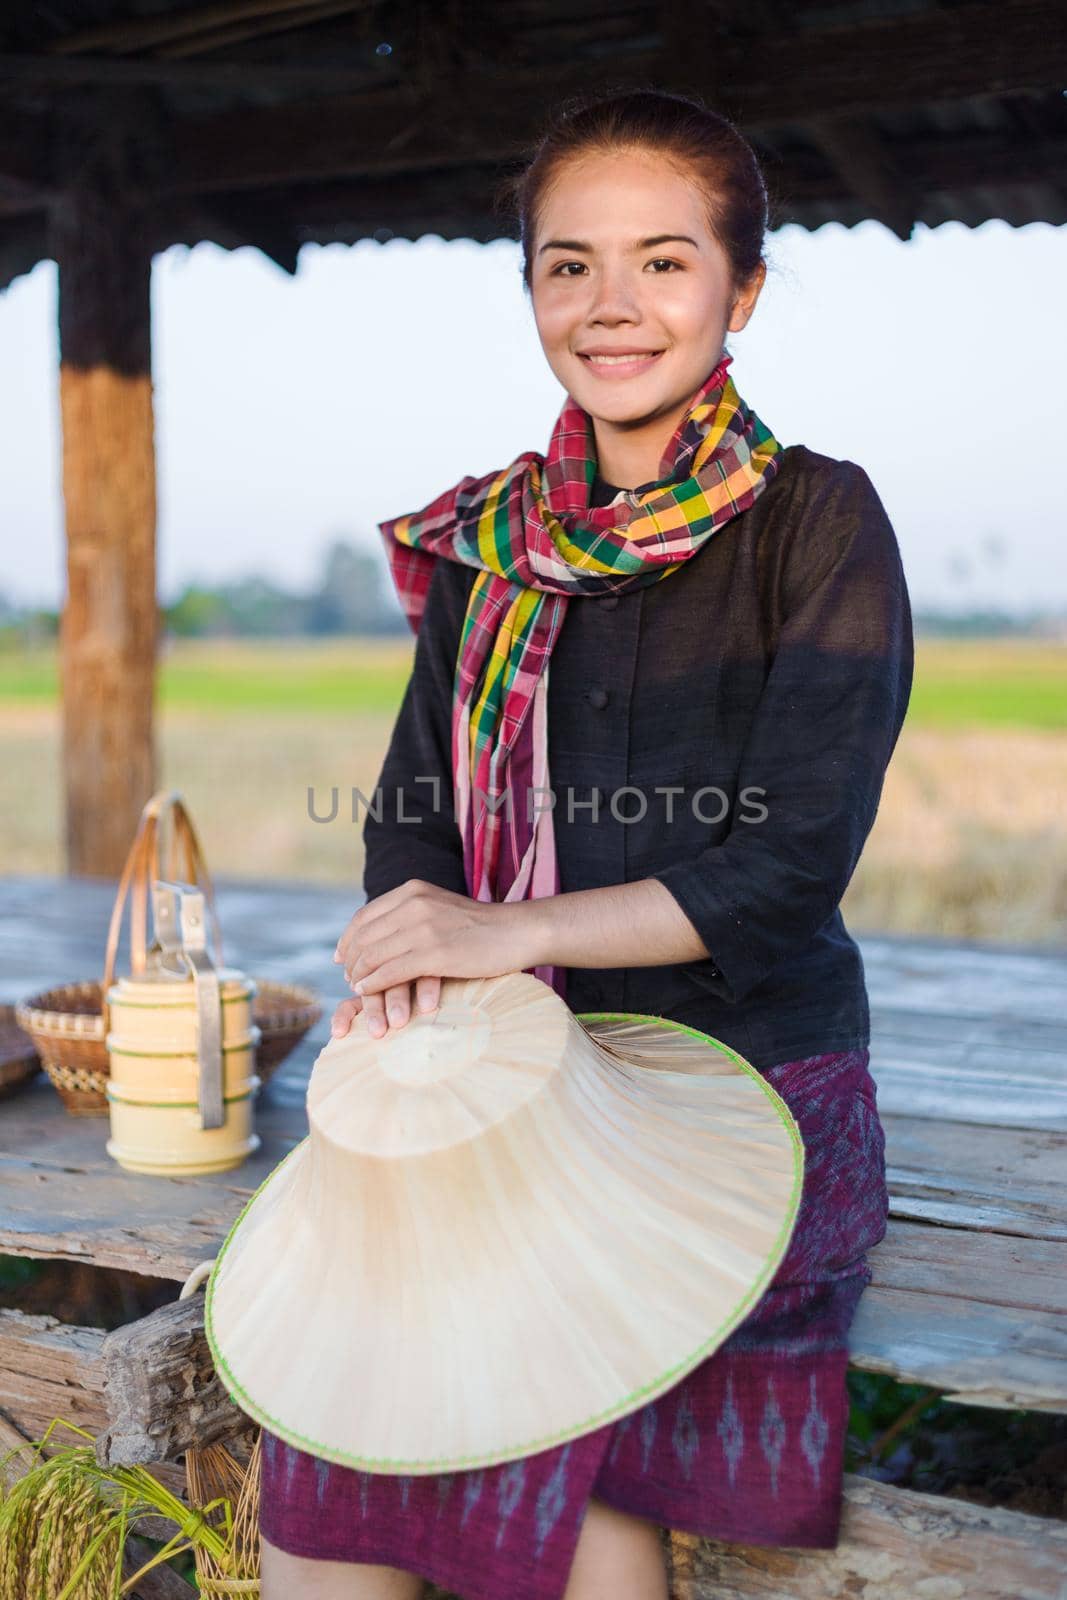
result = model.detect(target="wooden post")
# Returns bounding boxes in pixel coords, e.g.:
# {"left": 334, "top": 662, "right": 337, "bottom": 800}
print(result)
{"left": 48, "top": 89, "right": 159, "bottom": 877}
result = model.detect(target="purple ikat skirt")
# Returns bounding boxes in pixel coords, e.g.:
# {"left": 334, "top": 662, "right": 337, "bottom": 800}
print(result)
{"left": 258, "top": 1046, "right": 888, "bottom": 1600}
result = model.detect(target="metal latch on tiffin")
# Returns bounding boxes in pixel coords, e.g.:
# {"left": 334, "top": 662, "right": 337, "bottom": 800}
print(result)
{"left": 152, "top": 880, "right": 225, "bottom": 1131}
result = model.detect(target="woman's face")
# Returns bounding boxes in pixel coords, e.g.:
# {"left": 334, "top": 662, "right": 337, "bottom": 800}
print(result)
{"left": 529, "top": 147, "right": 764, "bottom": 434}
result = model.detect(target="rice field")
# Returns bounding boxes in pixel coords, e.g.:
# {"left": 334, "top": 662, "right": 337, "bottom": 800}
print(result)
{"left": 2, "top": 637, "right": 1065, "bottom": 944}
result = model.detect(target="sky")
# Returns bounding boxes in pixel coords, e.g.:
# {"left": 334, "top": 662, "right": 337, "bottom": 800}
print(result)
{"left": 1, "top": 218, "right": 1065, "bottom": 615}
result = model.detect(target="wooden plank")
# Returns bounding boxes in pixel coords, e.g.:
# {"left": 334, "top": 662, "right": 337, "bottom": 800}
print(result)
{"left": 0, "top": 873, "right": 353, "bottom": 1001}
{"left": 4, "top": 1070, "right": 1066, "bottom": 1300}
{"left": 871, "top": 1219, "right": 1067, "bottom": 1316}
{"left": 861, "top": 933, "right": 1067, "bottom": 1024}
{"left": 883, "top": 1115, "right": 1067, "bottom": 1240}
{"left": 0, "top": 1076, "right": 309, "bottom": 1280}
{"left": 6, "top": 1076, "right": 1065, "bottom": 1275}
{"left": 869, "top": 1002, "right": 1067, "bottom": 1130}
{"left": 667, "top": 1472, "right": 1067, "bottom": 1599}
{"left": 6, "top": 880, "right": 1066, "bottom": 1129}
{"left": 0, "top": 1309, "right": 107, "bottom": 1440}
{"left": 849, "top": 1287, "right": 1067, "bottom": 1413}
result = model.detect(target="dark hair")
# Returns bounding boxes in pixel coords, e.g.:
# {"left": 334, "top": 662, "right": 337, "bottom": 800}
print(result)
{"left": 495, "top": 87, "right": 777, "bottom": 297}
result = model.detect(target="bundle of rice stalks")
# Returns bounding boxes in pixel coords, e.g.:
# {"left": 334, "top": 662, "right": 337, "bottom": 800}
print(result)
{"left": 0, "top": 1419, "right": 235, "bottom": 1600}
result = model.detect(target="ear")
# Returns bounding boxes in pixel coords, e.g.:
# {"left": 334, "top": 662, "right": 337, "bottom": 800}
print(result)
{"left": 727, "top": 261, "right": 766, "bottom": 333}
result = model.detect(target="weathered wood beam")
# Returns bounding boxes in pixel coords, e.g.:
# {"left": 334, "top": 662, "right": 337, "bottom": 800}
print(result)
{"left": 48, "top": 92, "right": 160, "bottom": 878}
{"left": 48, "top": 0, "right": 364, "bottom": 57}
{"left": 0, "top": 50, "right": 385, "bottom": 92}
{"left": 667, "top": 1473, "right": 1067, "bottom": 1599}
{"left": 0, "top": 1309, "right": 108, "bottom": 1439}
{"left": 159, "top": 0, "right": 368, "bottom": 60}
{"left": 96, "top": 1296, "right": 248, "bottom": 1466}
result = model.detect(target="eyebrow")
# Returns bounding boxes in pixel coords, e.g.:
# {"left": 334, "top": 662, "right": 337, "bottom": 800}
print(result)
{"left": 536, "top": 233, "right": 700, "bottom": 257}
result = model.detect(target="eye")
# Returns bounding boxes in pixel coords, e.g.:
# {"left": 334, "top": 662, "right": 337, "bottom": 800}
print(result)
{"left": 647, "top": 258, "right": 681, "bottom": 273}
{"left": 550, "top": 261, "right": 587, "bottom": 277}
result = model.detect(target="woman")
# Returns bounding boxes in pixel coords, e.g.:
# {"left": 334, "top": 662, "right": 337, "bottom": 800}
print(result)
{"left": 259, "top": 88, "right": 913, "bottom": 1600}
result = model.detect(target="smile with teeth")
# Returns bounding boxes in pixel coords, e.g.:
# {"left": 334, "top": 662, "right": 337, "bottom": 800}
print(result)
{"left": 582, "top": 351, "right": 663, "bottom": 364}
{"left": 580, "top": 350, "right": 665, "bottom": 375}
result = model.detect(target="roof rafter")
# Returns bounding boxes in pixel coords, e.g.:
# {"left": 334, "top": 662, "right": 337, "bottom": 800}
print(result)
{"left": 729, "top": 0, "right": 917, "bottom": 243}
{"left": 0, "top": 0, "right": 1062, "bottom": 113}
{"left": 46, "top": 0, "right": 375, "bottom": 57}
{"left": 150, "top": 1, "right": 1067, "bottom": 197}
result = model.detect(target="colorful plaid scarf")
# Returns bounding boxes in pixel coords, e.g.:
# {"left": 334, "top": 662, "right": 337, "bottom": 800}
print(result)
{"left": 378, "top": 351, "right": 782, "bottom": 996}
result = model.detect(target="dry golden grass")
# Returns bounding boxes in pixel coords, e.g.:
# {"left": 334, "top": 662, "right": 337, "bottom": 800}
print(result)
{"left": 3, "top": 705, "right": 1065, "bottom": 945}
{"left": 840, "top": 726, "right": 1067, "bottom": 943}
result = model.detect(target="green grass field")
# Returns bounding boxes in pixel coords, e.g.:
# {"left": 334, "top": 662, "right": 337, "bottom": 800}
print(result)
{"left": 3, "top": 636, "right": 1065, "bottom": 941}
{"left": 0, "top": 638, "right": 416, "bottom": 714}
{"left": 0, "top": 636, "right": 1064, "bottom": 728}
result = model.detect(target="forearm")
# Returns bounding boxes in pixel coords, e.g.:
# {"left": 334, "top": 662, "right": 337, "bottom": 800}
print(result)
{"left": 519, "top": 878, "right": 712, "bottom": 971}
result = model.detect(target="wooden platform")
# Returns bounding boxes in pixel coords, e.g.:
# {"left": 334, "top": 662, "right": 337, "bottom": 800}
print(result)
{"left": 2, "top": 874, "right": 1065, "bottom": 1414}
{"left": 2, "top": 874, "right": 1066, "bottom": 1597}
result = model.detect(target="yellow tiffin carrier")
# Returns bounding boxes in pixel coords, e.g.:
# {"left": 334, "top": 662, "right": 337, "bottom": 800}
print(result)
{"left": 105, "top": 881, "right": 260, "bottom": 1177}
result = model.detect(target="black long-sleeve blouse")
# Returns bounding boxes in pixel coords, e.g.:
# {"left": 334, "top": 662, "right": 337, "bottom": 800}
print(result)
{"left": 361, "top": 443, "right": 914, "bottom": 1072}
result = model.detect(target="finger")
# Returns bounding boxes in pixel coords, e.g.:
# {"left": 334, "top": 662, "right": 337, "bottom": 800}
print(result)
{"left": 330, "top": 996, "right": 363, "bottom": 1038}
{"left": 383, "top": 983, "right": 414, "bottom": 1032}
{"left": 350, "top": 954, "right": 425, "bottom": 998}
{"left": 415, "top": 975, "right": 441, "bottom": 1015}
{"left": 334, "top": 900, "right": 390, "bottom": 968}
{"left": 345, "top": 931, "right": 413, "bottom": 991}
{"left": 335, "top": 880, "right": 441, "bottom": 967}
{"left": 333, "top": 912, "right": 362, "bottom": 966}
{"left": 361, "top": 988, "right": 388, "bottom": 1039}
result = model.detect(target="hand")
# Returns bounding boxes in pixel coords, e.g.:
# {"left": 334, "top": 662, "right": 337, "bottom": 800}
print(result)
{"left": 331, "top": 975, "right": 442, "bottom": 1041}
{"left": 331, "top": 879, "right": 538, "bottom": 1038}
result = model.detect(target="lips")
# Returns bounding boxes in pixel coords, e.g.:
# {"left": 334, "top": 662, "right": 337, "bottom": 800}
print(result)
{"left": 578, "top": 350, "right": 665, "bottom": 378}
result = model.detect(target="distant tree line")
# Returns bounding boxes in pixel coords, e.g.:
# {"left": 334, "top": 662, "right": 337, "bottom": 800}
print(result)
{"left": 0, "top": 539, "right": 410, "bottom": 643}
{"left": 2, "top": 561, "right": 1066, "bottom": 646}
{"left": 163, "top": 540, "right": 407, "bottom": 637}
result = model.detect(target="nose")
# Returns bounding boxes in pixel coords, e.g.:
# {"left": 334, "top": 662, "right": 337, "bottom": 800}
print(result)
{"left": 586, "top": 262, "right": 641, "bottom": 326}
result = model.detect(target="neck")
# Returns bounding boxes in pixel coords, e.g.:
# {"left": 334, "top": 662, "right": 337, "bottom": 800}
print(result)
{"left": 591, "top": 393, "right": 693, "bottom": 490}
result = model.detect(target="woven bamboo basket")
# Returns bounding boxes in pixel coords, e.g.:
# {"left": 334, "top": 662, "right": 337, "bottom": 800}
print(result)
{"left": 15, "top": 790, "right": 320, "bottom": 1115}
{"left": 0, "top": 1004, "right": 41, "bottom": 1099}
{"left": 249, "top": 980, "right": 322, "bottom": 1086}
{"left": 181, "top": 1262, "right": 262, "bottom": 1597}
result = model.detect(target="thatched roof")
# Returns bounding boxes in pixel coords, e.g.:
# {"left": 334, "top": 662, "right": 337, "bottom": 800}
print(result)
{"left": 2, "top": 0, "right": 1065, "bottom": 290}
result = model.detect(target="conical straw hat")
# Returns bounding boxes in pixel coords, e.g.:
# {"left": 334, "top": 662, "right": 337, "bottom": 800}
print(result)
{"left": 205, "top": 971, "right": 803, "bottom": 1475}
